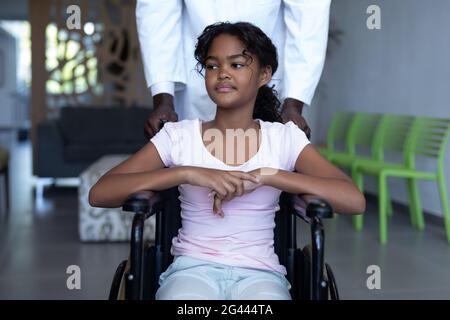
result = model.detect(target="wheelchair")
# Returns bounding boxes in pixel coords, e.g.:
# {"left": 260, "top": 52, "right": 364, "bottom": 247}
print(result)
{"left": 109, "top": 187, "right": 340, "bottom": 300}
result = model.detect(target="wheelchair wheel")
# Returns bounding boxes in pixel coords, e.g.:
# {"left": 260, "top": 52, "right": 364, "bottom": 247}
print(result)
{"left": 109, "top": 260, "right": 128, "bottom": 300}
{"left": 325, "top": 263, "right": 340, "bottom": 300}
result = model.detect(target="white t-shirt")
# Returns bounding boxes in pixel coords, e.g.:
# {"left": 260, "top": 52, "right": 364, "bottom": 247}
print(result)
{"left": 150, "top": 118, "right": 309, "bottom": 274}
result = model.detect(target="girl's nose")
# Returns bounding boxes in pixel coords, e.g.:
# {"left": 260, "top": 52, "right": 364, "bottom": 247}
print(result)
{"left": 218, "top": 72, "right": 231, "bottom": 80}
{"left": 218, "top": 66, "right": 231, "bottom": 80}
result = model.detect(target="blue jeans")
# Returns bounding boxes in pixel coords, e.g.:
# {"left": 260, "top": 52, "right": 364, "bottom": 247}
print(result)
{"left": 155, "top": 255, "right": 292, "bottom": 300}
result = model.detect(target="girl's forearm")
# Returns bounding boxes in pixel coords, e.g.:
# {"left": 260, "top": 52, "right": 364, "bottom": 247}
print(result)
{"left": 89, "top": 167, "right": 188, "bottom": 208}
{"left": 258, "top": 168, "right": 365, "bottom": 214}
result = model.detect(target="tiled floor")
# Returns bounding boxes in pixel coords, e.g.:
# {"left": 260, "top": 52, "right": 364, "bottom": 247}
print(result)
{"left": 1, "top": 141, "right": 450, "bottom": 299}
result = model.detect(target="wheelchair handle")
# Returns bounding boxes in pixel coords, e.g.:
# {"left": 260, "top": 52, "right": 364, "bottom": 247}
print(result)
{"left": 293, "top": 195, "right": 333, "bottom": 221}
{"left": 122, "top": 191, "right": 163, "bottom": 217}
{"left": 306, "top": 198, "right": 333, "bottom": 220}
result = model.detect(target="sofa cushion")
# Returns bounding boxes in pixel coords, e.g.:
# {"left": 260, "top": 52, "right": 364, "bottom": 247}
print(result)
{"left": 58, "top": 107, "right": 151, "bottom": 145}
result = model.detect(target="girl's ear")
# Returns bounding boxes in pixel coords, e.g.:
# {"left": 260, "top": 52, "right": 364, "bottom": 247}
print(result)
{"left": 258, "top": 65, "right": 273, "bottom": 88}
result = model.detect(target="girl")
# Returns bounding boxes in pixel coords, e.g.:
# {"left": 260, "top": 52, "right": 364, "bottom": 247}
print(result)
{"left": 89, "top": 22, "right": 365, "bottom": 300}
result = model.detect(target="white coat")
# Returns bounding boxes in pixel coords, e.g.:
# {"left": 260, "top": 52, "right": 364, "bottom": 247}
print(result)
{"left": 136, "top": 0, "right": 331, "bottom": 121}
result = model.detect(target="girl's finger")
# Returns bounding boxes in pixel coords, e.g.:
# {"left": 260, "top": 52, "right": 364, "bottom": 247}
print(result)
{"left": 212, "top": 183, "right": 227, "bottom": 198}
{"left": 214, "top": 196, "right": 224, "bottom": 218}
{"left": 213, "top": 195, "right": 218, "bottom": 214}
{"left": 226, "top": 175, "right": 244, "bottom": 197}
{"left": 232, "top": 171, "right": 260, "bottom": 184}
{"left": 221, "top": 180, "right": 236, "bottom": 198}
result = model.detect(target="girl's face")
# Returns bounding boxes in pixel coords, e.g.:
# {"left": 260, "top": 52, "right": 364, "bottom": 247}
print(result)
{"left": 204, "top": 34, "right": 271, "bottom": 110}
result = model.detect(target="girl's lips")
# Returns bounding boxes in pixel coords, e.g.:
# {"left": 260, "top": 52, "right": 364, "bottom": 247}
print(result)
{"left": 216, "top": 86, "right": 236, "bottom": 93}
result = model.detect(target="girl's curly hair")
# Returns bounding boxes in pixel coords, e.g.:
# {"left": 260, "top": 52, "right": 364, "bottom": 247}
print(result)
{"left": 194, "top": 21, "right": 282, "bottom": 123}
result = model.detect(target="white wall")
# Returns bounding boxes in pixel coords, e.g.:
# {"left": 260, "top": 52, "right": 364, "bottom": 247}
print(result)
{"left": 310, "top": 0, "right": 450, "bottom": 216}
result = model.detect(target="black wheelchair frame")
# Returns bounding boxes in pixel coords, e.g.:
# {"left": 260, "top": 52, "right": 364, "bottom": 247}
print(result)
{"left": 109, "top": 187, "right": 339, "bottom": 300}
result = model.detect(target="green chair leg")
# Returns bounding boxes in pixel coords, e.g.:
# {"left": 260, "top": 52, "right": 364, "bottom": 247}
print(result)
{"left": 385, "top": 183, "right": 394, "bottom": 217}
{"left": 437, "top": 174, "right": 450, "bottom": 243}
{"left": 352, "top": 169, "right": 364, "bottom": 230}
{"left": 379, "top": 174, "right": 388, "bottom": 244}
{"left": 352, "top": 210, "right": 364, "bottom": 231}
{"left": 405, "top": 179, "right": 417, "bottom": 228}
{"left": 406, "top": 178, "right": 424, "bottom": 230}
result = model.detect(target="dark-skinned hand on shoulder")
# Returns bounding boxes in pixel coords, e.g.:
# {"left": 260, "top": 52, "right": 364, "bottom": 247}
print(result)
{"left": 144, "top": 93, "right": 179, "bottom": 139}
{"left": 280, "top": 98, "right": 311, "bottom": 139}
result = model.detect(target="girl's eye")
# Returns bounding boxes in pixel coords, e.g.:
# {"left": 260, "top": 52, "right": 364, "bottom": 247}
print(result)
{"left": 232, "top": 63, "right": 245, "bottom": 69}
{"left": 206, "top": 64, "right": 218, "bottom": 70}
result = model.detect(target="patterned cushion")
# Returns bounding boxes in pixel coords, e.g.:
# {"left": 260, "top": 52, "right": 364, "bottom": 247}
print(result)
{"left": 78, "top": 154, "right": 155, "bottom": 242}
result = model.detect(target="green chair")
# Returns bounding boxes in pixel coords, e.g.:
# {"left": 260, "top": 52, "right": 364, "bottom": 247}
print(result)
{"left": 328, "top": 112, "right": 382, "bottom": 169}
{"left": 317, "top": 111, "right": 355, "bottom": 161}
{"left": 352, "top": 115, "right": 450, "bottom": 244}
{"left": 325, "top": 112, "right": 396, "bottom": 227}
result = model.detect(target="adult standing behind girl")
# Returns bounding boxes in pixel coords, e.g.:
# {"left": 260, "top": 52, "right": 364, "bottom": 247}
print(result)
{"left": 136, "top": 0, "right": 332, "bottom": 139}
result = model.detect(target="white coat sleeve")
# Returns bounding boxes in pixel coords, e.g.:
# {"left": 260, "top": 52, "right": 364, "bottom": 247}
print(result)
{"left": 151, "top": 82, "right": 175, "bottom": 97}
{"left": 282, "top": 0, "right": 331, "bottom": 106}
{"left": 136, "top": 0, "right": 186, "bottom": 92}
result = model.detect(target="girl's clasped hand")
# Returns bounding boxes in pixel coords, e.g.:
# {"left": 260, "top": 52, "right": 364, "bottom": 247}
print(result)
{"left": 186, "top": 167, "right": 263, "bottom": 217}
{"left": 209, "top": 177, "right": 263, "bottom": 217}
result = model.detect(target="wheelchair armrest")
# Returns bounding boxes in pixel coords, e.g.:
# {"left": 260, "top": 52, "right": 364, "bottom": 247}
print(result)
{"left": 122, "top": 191, "right": 164, "bottom": 300}
{"left": 292, "top": 194, "right": 334, "bottom": 300}
{"left": 122, "top": 191, "right": 163, "bottom": 218}
{"left": 293, "top": 194, "right": 333, "bottom": 222}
